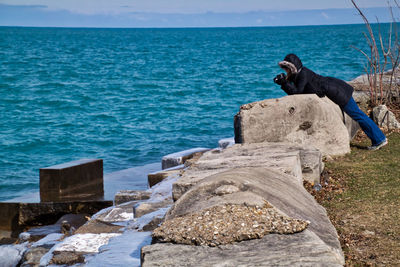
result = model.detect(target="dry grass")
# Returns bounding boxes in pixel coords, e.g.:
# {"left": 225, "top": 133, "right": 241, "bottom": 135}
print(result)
{"left": 305, "top": 115, "right": 400, "bottom": 266}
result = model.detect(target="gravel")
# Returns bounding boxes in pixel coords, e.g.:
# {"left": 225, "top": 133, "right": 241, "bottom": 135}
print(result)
{"left": 153, "top": 203, "right": 309, "bottom": 246}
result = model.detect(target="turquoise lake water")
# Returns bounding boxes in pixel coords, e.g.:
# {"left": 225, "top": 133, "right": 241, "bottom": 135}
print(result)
{"left": 0, "top": 24, "right": 379, "bottom": 201}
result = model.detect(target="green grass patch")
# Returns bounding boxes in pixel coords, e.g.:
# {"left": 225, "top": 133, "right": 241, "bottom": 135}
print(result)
{"left": 319, "top": 132, "right": 400, "bottom": 266}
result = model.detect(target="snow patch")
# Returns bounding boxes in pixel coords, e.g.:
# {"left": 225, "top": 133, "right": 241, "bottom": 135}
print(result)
{"left": 54, "top": 233, "right": 121, "bottom": 254}
{"left": 0, "top": 242, "right": 28, "bottom": 267}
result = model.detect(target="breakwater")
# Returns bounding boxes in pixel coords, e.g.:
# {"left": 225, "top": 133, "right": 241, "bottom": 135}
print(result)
{"left": 1, "top": 93, "right": 363, "bottom": 266}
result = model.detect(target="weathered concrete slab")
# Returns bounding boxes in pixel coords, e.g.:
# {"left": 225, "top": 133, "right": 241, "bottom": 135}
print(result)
{"left": 142, "top": 230, "right": 343, "bottom": 267}
{"left": 144, "top": 167, "right": 344, "bottom": 266}
{"left": 134, "top": 200, "right": 173, "bottom": 218}
{"left": 40, "top": 159, "right": 103, "bottom": 202}
{"left": 234, "top": 95, "right": 350, "bottom": 156}
{"left": 74, "top": 219, "right": 123, "bottom": 234}
{"left": 172, "top": 142, "right": 324, "bottom": 201}
{"left": 18, "top": 201, "right": 112, "bottom": 226}
{"left": 148, "top": 166, "right": 183, "bottom": 188}
{"left": 0, "top": 202, "right": 20, "bottom": 236}
{"left": 114, "top": 190, "right": 151, "bottom": 205}
{"left": 162, "top": 148, "right": 210, "bottom": 170}
{"left": 168, "top": 168, "right": 341, "bottom": 252}
{"left": 25, "top": 214, "right": 88, "bottom": 242}
{"left": 0, "top": 201, "right": 111, "bottom": 239}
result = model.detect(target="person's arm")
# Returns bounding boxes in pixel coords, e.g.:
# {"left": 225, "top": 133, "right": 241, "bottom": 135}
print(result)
{"left": 281, "top": 70, "right": 308, "bottom": 95}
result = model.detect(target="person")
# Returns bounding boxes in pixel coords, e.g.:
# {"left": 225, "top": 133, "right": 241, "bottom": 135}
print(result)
{"left": 273, "top": 53, "right": 387, "bottom": 150}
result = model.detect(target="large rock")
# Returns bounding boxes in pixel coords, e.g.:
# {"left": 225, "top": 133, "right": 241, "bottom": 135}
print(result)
{"left": 372, "top": 105, "right": 400, "bottom": 130}
{"left": 172, "top": 142, "right": 323, "bottom": 201}
{"left": 20, "top": 247, "right": 49, "bottom": 267}
{"left": 353, "top": 91, "right": 370, "bottom": 112}
{"left": 143, "top": 167, "right": 344, "bottom": 266}
{"left": 234, "top": 94, "right": 351, "bottom": 156}
{"left": 142, "top": 230, "right": 343, "bottom": 267}
{"left": 168, "top": 168, "right": 341, "bottom": 252}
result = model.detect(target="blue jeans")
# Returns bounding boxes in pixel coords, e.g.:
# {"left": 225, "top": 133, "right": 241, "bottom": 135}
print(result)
{"left": 343, "top": 97, "right": 386, "bottom": 145}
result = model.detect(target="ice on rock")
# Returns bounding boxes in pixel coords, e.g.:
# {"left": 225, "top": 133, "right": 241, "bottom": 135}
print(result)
{"left": 91, "top": 205, "right": 116, "bottom": 220}
{"left": 128, "top": 207, "right": 170, "bottom": 231}
{"left": 19, "top": 232, "right": 31, "bottom": 242}
{"left": 85, "top": 231, "right": 152, "bottom": 267}
{"left": 0, "top": 242, "right": 28, "bottom": 267}
{"left": 148, "top": 174, "right": 178, "bottom": 203}
{"left": 218, "top": 137, "right": 235, "bottom": 149}
{"left": 39, "top": 233, "right": 121, "bottom": 266}
{"left": 32, "top": 233, "right": 64, "bottom": 248}
{"left": 162, "top": 148, "right": 209, "bottom": 169}
{"left": 54, "top": 233, "right": 121, "bottom": 254}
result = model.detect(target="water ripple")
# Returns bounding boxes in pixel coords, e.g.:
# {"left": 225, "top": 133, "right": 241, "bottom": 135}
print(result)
{"left": 0, "top": 25, "right": 380, "bottom": 200}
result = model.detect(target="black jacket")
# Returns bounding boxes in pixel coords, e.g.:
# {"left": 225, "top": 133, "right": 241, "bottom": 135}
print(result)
{"left": 279, "top": 54, "right": 354, "bottom": 108}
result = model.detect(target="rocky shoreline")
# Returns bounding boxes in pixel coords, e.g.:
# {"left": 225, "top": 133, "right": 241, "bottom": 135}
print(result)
{"left": 2, "top": 77, "right": 400, "bottom": 266}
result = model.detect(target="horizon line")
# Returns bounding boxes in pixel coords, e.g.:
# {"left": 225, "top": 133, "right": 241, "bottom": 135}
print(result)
{"left": 0, "top": 22, "right": 389, "bottom": 30}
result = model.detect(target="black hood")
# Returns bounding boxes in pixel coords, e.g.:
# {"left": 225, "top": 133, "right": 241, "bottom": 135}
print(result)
{"left": 278, "top": 54, "right": 303, "bottom": 75}
{"left": 284, "top": 54, "right": 303, "bottom": 70}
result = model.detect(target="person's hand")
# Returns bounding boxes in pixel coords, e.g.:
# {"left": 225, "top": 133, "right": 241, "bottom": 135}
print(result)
{"left": 273, "top": 73, "right": 286, "bottom": 85}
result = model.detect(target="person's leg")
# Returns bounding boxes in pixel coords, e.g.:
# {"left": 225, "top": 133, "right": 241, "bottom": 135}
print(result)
{"left": 343, "top": 97, "right": 386, "bottom": 145}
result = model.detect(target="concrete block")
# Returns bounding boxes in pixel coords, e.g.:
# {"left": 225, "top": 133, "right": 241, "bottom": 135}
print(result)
{"left": 172, "top": 143, "right": 305, "bottom": 201}
{"left": 0, "top": 203, "right": 20, "bottom": 237}
{"left": 234, "top": 95, "right": 350, "bottom": 156}
{"left": 144, "top": 167, "right": 344, "bottom": 267}
{"left": 19, "top": 201, "right": 112, "bottom": 227}
{"left": 0, "top": 201, "right": 112, "bottom": 239}
{"left": 114, "top": 190, "right": 151, "bottom": 205}
{"left": 148, "top": 166, "right": 183, "bottom": 188}
{"left": 40, "top": 159, "right": 104, "bottom": 202}
{"left": 134, "top": 201, "right": 172, "bottom": 218}
{"left": 161, "top": 148, "right": 210, "bottom": 170}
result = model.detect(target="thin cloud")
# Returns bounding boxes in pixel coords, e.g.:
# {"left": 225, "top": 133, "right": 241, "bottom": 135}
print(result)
{"left": 321, "top": 12, "right": 329, "bottom": 19}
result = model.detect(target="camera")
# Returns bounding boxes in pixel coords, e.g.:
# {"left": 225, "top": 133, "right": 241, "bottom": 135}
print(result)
{"left": 273, "top": 73, "right": 286, "bottom": 85}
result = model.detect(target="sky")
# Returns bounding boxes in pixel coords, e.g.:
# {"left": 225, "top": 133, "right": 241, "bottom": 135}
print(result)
{"left": 0, "top": 0, "right": 395, "bottom": 27}
{"left": 0, "top": 0, "right": 386, "bottom": 14}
